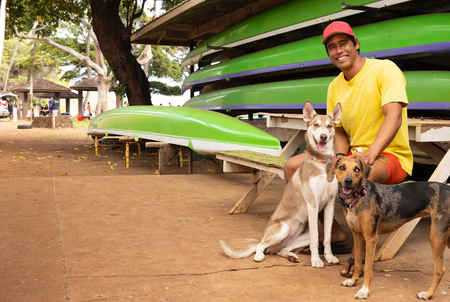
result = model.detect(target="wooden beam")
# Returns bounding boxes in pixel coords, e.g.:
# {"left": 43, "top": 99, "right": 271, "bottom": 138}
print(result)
{"left": 131, "top": 0, "right": 208, "bottom": 42}
{"left": 157, "top": 30, "right": 166, "bottom": 45}
{"left": 165, "top": 30, "right": 189, "bottom": 39}
{"left": 229, "top": 170, "right": 277, "bottom": 214}
{"left": 132, "top": 39, "right": 192, "bottom": 47}
{"left": 188, "top": 0, "right": 289, "bottom": 39}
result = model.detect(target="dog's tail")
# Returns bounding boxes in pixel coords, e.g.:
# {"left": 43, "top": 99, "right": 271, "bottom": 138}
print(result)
{"left": 220, "top": 240, "right": 257, "bottom": 259}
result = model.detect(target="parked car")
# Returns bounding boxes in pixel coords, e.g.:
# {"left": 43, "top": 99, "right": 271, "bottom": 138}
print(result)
{"left": 0, "top": 100, "right": 9, "bottom": 118}
{"left": 0, "top": 93, "right": 18, "bottom": 118}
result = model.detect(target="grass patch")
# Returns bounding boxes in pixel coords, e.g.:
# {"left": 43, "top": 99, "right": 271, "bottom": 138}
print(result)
{"left": 72, "top": 118, "right": 90, "bottom": 129}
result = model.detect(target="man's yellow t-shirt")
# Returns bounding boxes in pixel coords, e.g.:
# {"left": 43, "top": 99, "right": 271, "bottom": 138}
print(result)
{"left": 326, "top": 58, "right": 413, "bottom": 175}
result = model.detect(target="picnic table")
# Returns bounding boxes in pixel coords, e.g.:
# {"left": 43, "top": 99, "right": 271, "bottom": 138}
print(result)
{"left": 216, "top": 113, "right": 450, "bottom": 261}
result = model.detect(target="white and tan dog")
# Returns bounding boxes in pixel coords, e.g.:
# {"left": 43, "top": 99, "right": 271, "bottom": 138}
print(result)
{"left": 220, "top": 101, "right": 342, "bottom": 268}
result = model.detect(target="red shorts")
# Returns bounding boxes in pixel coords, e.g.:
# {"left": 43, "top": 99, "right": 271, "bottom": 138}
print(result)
{"left": 347, "top": 151, "right": 407, "bottom": 185}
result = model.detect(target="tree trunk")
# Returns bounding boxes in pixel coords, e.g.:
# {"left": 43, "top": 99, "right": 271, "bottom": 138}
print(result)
{"left": 96, "top": 74, "right": 113, "bottom": 114}
{"left": 4, "top": 39, "right": 19, "bottom": 91}
{"left": 27, "top": 40, "right": 38, "bottom": 82}
{"left": 84, "top": 35, "right": 92, "bottom": 110}
{"left": 0, "top": 0, "right": 6, "bottom": 68}
{"left": 90, "top": 0, "right": 152, "bottom": 106}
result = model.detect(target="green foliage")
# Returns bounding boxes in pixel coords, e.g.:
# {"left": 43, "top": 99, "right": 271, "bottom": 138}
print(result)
{"left": 161, "top": 0, "right": 185, "bottom": 11}
{"left": 5, "top": 0, "right": 185, "bottom": 100}
{"left": 148, "top": 46, "right": 185, "bottom": 82}
{"left": 1, "top": 37, "right": 74, "bottom": 89}
{"left": 148, "top": 81, "right": 181, "bottom": 96}
{"left": 5, "top": 0, "right": 90, "bottom": 38}
{"left": 108, "top": 67, "right": 128, "bottom": 97}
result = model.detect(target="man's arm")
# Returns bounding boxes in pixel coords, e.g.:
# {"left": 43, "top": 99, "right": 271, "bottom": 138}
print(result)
{"left": 335, "top": 126, "right": 350, "bottom": 156}
{"left": 352, "top": 102, "right": 403, "bottom": 165}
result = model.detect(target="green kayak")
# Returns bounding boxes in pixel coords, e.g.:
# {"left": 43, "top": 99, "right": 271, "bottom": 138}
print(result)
{"left": 182, "top": 71, "right": 450, "bottom": 114}
{"left": 182, "top": 0, "right": 411, "bottom": 68}
{"left": 182, "top": 13, "right": 450, "bottom": 93}
{"left": 88, "top": 106, "right": 281, "bottom": 155}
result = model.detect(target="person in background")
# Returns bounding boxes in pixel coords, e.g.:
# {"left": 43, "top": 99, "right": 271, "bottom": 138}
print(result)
{"left": 7, "top": 99, "right": 13, "bottom": 121}
{"left": 52, "top": 98, "right": 60, "bottom": 116}
{"left": 48, "top": 96, "right": 54, "bottom": 115}
{"left": 43, "top": 103, "right": 49, "bottom": 116}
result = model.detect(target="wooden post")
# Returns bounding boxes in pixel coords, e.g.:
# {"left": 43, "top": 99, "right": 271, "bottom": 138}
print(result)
{"left": 179, "top": 150, "right": 183, "bottom": 167}
{"left": 77, "top": 90, "right": 83, "bottom": 117}
{"left": 125, "top": 142, "right": 130, "bottom": 168}
{"left": 188, "top": 148, "right": 193, "bottom": 174}
{"left": 22, "top": 92, "right": 28, "bottom": 120}
{"left": 230, "top": 171, "right": 277, "bottom": 214}
{"left": 66, "top": 98, "right": 71, "bottom": 115}
{"left": 95, "top": 136, "right": 99, "bottom": 156}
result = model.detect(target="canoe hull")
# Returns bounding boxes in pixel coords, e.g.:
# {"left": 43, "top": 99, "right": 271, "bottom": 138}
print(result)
{"left": 182, "top": 71, "right": 450, "bottom": 114}
{"left": 88, "top": 107, "right": 281, "bottom": 155}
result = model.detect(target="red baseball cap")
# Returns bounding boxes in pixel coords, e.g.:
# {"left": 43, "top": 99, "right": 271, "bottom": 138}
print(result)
{"left": 322, "top": 21, "right": 356, "bottom": 45}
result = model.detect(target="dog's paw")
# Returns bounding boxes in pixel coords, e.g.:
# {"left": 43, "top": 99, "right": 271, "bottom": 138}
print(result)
{"left": 288, "top": 254, "right": 299, "bottom": 263}
{"left": 311, "top": 257, "right": 324, "bottom": 268}
{"left": 416, "top": 291, "right": 431, "bottom": 300}
{"left": 254, "top": 252, "right": 265, "bottom": 262}
{"left": 324, "top": 254, "right": 339, "bottom": 264}
{"left": 341, "top": 279, "right": 355, "bottom": 287}
{"left": 355, "top": 286, "right": 369, "bottom": 299}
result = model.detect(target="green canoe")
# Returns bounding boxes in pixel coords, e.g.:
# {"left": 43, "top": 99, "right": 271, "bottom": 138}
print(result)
{"left": 182, "top": 71, "right": 450, "bottom": 114}
{"left": 182, "top": 13, "right": 450, "bottom": 93}
{"left": 88, "top": 106, "right": 281, "bottom": 155}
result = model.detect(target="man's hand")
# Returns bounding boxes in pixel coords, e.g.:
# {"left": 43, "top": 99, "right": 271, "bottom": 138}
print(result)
{"left": 349, "top": 150, "right": 377, "bottom": 166}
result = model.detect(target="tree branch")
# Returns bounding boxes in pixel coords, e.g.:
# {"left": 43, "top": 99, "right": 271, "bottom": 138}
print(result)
{"left": 167, "top": 46, "right": 183, "bottom": 61}
{"left": 137, "top": 45, "right": 153, "bottom": 65}
{"left": 14, "top": 25, "right": 106, "bottom": 76}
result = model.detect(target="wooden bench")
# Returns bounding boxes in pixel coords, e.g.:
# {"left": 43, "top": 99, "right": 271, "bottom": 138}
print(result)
{"left": 145, "top": 142, "right": 224, "bottom": 175}
{"left": 118, "top": 137, "right": 146, "bottom": 168}
{"left": 215, "top": 150, "right": 288, "bottom": 214}
{"left": 214, "top": 129, "right": 304, "bottom": 214}
{"left": 146, "top": 142, "right": 193, "bottom": 175}
{"left": 87, "top": 132, "right": 145, "bottom": 168}
{"left": 215, "top": 150, "right": 287, "bottom": 175}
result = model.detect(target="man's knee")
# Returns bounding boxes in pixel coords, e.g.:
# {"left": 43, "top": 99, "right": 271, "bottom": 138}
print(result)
{"left": 367, "top": 160, "right": 388, "bottom": 184}
{"left": 283, "top": 152, "right": 307, "bottom": 182}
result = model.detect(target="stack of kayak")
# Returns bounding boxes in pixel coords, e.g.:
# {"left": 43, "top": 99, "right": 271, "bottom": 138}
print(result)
{"left": 180, "top": 0, "right": 450, "bottom": 116}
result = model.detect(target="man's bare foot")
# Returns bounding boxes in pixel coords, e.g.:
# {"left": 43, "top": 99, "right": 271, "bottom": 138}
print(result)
{"left": 301, "top": 228, "right": 347, "bottom": 252}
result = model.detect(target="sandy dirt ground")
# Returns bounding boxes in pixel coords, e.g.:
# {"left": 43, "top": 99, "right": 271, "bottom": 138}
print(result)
{"left": 0, "top": 119, "right": 449, "bottom": 302}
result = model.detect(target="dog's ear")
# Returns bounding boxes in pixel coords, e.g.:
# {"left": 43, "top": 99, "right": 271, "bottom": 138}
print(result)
{"left": 358, "top": 159, "right": 372, "bottom": 187}
{"left": 326, "top": 157, "right": 339, "bottom": 182}
{"left": 328, "top": 103, "right": 342, "bottom": 126}
{"left": 303, "top": 100, "right": 317, "bottom": 122}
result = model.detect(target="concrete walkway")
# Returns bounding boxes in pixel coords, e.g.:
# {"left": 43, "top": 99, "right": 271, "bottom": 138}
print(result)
{"left": 1, "top": 174, "right": 449, "bottom": 301}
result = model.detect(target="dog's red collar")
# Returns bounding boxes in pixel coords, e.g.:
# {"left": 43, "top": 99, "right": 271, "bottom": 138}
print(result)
{"left": 308, "top": 154, "right": 336, "bottom": 164}
{"left": 338, "top": 186, "right": 367, "bottom": 209}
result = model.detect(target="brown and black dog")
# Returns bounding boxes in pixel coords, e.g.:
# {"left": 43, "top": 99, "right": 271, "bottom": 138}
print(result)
{"left": 326, "top": 157, "right": 450, "bottom": 300}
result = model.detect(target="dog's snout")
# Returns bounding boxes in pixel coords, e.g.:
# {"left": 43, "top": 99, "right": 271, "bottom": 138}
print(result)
{"left": 345, "top": 178, "right": 353, "bottom": 186}
{"left": 320, "top": 134, "right": 327, "bottom": 141}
